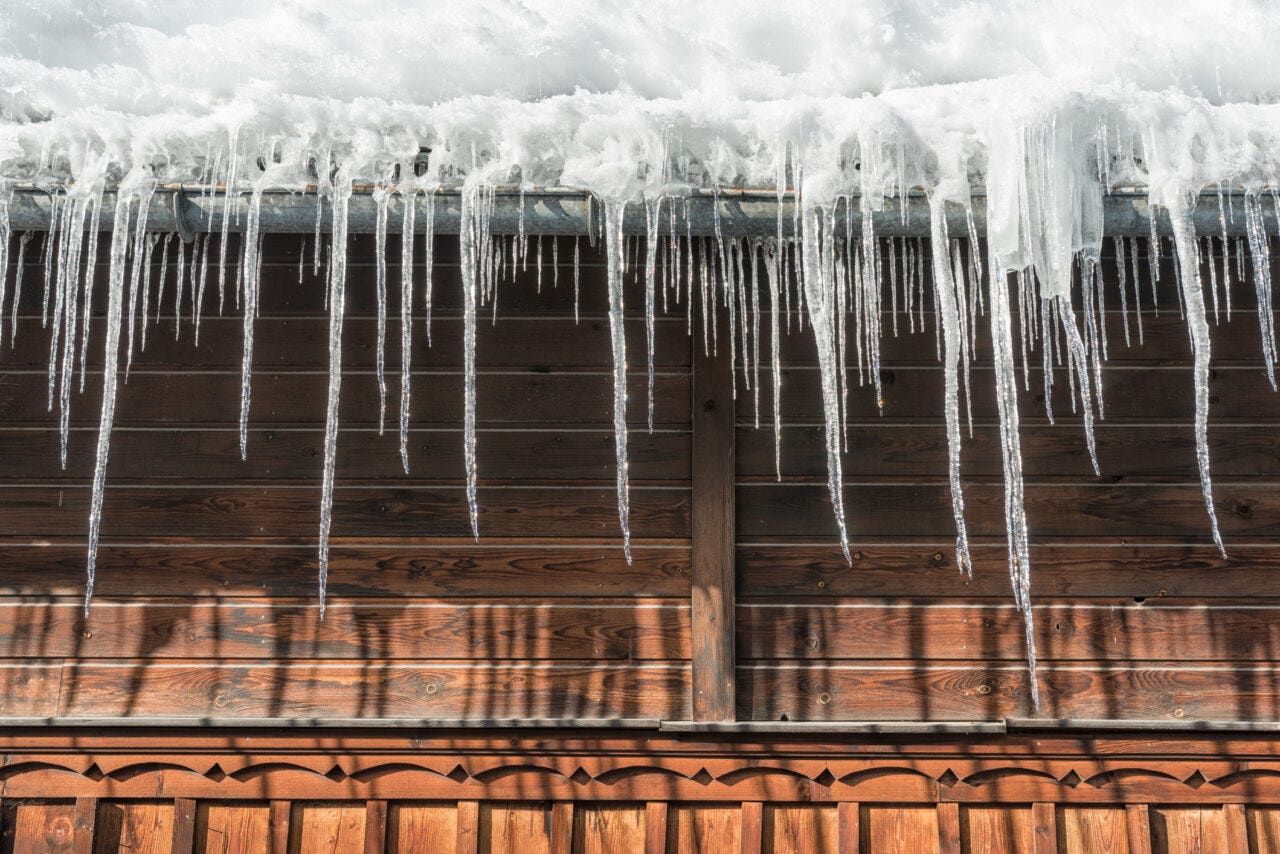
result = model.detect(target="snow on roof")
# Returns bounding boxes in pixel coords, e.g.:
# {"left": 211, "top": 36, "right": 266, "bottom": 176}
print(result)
{"left": 2, "top": 1, "right": 1280, "bottom": 703}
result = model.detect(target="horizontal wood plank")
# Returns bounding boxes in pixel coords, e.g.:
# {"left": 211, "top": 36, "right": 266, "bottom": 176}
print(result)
{"left": 0, "top": 598, "right": 691, "bottom": 661}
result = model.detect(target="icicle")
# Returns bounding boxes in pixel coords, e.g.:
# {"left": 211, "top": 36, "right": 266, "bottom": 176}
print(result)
{"left": 0, "top": 201, "right": 9, "bottom": 348}
{"left": 572, "top": 235, "right": 581, "bottom": 325}
{"left": 398, "top": 189, "right": 417, "bottom": 473}
{"left": 85, "top": 190, "right": 138, "bottom": 612}
{"left": 1244, "top": 193, "right": 1277, "bottom": 389}
{"left": 217, "top": 130, "right": 240, "bottom": 312}
{"left": 77, "top": 193, "right": 103, "bottom": 386}
{"left": 602, "top": 199, "right": 633, "bottom": 562}
{"left": 40, "top": 195, "right": 59, "bottom": 327}
{"left": 316, "top": 178, "right": 353, "bottom": 616}
{"left": 1114, "top": 237, "right": 1131, "bottom": 347}
{"left": 123, "top": 187, "right": 154, "bottom": 375}
{"left": 927, "top": 196, "right": 972, "bottom": 575}
{"left": 173, "top": 239, "right": 187, "bottom": 340}
{"left": 1055, "top": 290, "right": 1101, "bottom": 475}
{"left": 423, "top": 189, "right": 435, "bottom": 345}
{"left": 765, "top": 240, "right": 784, "bottom": 480}
{"left": 644, "top": 196, "right": 661, "bottom": 431}
{"left": 799, "top": 203, "right": 851, "bottom": 562}
{"left": 238, "top": 189, "right": 264, "bottom": 460}
{"left": 1127, "top": 236, "right": 1144, "bottom": 345}
{"left": 1168, "top": 199, "right": 1226, "bottom": 557}
{"left": 373, "top": 188, "right": 390, "bottom": 434}
{"left": 987, "top": 249, "right": 1040, "bottom": 712}
{"left": 460, "top": 187, "right": 483, "bottom": 540}
{"left": 10, "top": 231, "right": 31, "bottom": 345}
{"left": 140, "top": 233, "right": 159, "bottom": 351}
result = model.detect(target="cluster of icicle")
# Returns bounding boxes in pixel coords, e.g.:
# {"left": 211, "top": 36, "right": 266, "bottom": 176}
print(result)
{"left": 1, "top": 155, "right": 1278, "bottom": 712}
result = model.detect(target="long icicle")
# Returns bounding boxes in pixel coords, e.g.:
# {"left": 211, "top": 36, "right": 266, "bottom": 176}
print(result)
{"left": 399, "top": 188, "right": 417, "bottom": 473}
{"left": 603, "top": 198, "right": 633, "bottom": 562}
{"left": 316, "top": 178, "right": 352, "bottom": 616}
{"left": 238, "top": 189, "right": 264, "bottom": 460}
{"left": 85, "top": 189, "right": 139, "bottom": 612}
{"left": 1168, "top": 198, "right": 1226, "bottom": 557}
{"left": 460, "top": 187, "right": 482, "bottom": 539}
{"left": 987, "top": 254, "right": 1040, "bottom": 712}
{"left": 799, "top": 202, "right": 852, "bottom": 561}
{"left": 927, "top": 196, "right": 972, "bottom": 575}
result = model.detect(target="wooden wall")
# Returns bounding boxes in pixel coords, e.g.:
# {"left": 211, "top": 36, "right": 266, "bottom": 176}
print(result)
{"left": 3, "top": 229, "right": 1280, "bottom": 851}
{"left": 0, "top": 232, "right": 693, "bottom": 722}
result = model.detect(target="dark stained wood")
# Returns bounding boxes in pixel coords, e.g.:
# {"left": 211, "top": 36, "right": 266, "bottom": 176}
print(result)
{"left": 737, "top": 543, "right": 1280, "bottom": 600}
{"left": 742, "top": 365, "right": 1280, "bottom": 424}
{"left": 691, "top": 307, "right": 736, "bottom": 722}
{"left": 0, "top": 598, "right": 690, "bottom": 661}
{"left": 737, "top": 482, "right": 1280, "bottom": 540}
{"left": 0, "top": 372, "right": 691, "bottom": 428}
{"left": 0, "top": 544, "right": 690, "bottom": 599}
{"left": 0, "top": 485, "right": 690, "bottom": 539}
{"left": 738, "top": 424, "right": 1280, "bottom": 482}
{"left": 0, "top": 428, "right": 690, "bottom": 484}
{"left": 171, "top": 800, "right": 196, "bottom": 854}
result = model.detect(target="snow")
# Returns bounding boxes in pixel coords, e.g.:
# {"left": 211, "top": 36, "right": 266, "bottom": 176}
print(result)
{"left": 4, "top": 0, "right": 1280, "bottom": 704}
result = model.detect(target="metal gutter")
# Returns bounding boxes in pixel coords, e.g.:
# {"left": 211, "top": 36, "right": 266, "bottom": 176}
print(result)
{"left": 5, "top": 188, "right": 1272, "bottom": 237}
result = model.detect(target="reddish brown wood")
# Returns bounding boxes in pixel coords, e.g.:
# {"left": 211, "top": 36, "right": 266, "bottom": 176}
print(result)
{"left": 171, "top": 799, "right": 197, "bottom": 854}
{"left": 1126, "top": 805, "right": 1153, "bottom": 854}
{"left": 691, "top": 306, "right": 735, "bottom": 723}
{"left": 549, "top": 802, "right": 573, "bottom": 854}
{"left": 1031, "top": 803, "right": 1057, "bottom": 854}
{"left": 837, "top": 803, "right": 860, "bottom": 854}
{"left": 7, "top": 598, "right": 690, "bottom": 661}
{"left": 72, "top": 798, "right": 96, "bottom": 854}
{"left": 935, "top": 803, "right": 960, "bottom": 854}
{"left": 644, "top": 803, "right": 668, "bottom": 854}
{"left": 738, "top": 802, "right": 762, "bottom": 854}
{"left": 1224, "top": 803, "right": 1248, "bottom": 854}
{"left": 363, "top": 801, "right": 386, "bottom": 854}
{"left": 269, "top": 801, "right": 290, "bottom": 854}
{"left": 456, "top": 802, "right": 479, "bottom": 854}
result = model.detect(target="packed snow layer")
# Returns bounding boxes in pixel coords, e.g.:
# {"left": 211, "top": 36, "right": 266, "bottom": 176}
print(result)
{"left": 3, "top": 0, "right": 1280, "bottom": 707}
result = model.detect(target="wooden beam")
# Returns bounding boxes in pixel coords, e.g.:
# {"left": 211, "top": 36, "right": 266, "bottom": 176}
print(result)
{"left": 936, "top": 803, "right": 961, "bottom": 854}
{"left": 269, "top": 800, "right": 291, "bottom": 853}
{"left": 171, "top": 798, "right": 197, "bottom": 854}
{"left": 71, "top": 797, "right": 97, "bottom": 854}
{"left": 550, "top": 802, "right": 574, "bottom": 854}
{"left": 692, "top": 312, "right": 737, "bottom": 722}
{"left": 456, "top": 801, "right": 480, "bottom": 854}
{"left": 645, "top": 802, "right": 669, "bottom": 854}
{"left": 1126, "top": 804, "right": 1153, "bottom": 854}
{"left": 1030, "top": 803, "right": 1058, "bottom": 854}
{"left": 364, "top": 800, "right": 387, "bottom": 854}
{"left": 1224, "top": 803, "right": 1249, "bottom": 854}
{"left": 739, "top": 802, "right": 763, "bottom": 854}
{"left": 837, "top": 803, "right": 860, "bottom": 854}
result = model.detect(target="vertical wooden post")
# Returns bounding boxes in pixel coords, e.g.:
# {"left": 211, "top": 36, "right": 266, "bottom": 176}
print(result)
{"left": 269, "top": 800, "right": 291, "bottom": 854}
{"left": 645, "top": 802, "right": 669, "bottom": 854}
{"left": 171, "top": 799, "right": 197, "bottom": 854}
{"left": 549, "top": 802, "right": 574, "bottom": 854}
{"left": 936, "top": 802, "right": 961, "bottom": 854}
{"left": 1126, "top": 804, "right": 1153, "bottom": 854}
{"left": 739, "top": 802, "right": 763, "bottom": 854}
{"left": 1030, "top": 803, "right": 1058, "bottom": 854}
{"left": 71, "top": 798, "right": 97, "bottom": 854}
{"left": 364, "top": 801, "right": 388, "bottom": 854}
{"left": 837, "top": 803, "right": 861, "bottom": 854}
{"left": 691, "top": 309, "right": 737, "bottom": 721}
{"left": 1223, "top": 803, "right": 1249, "bottom": 854}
